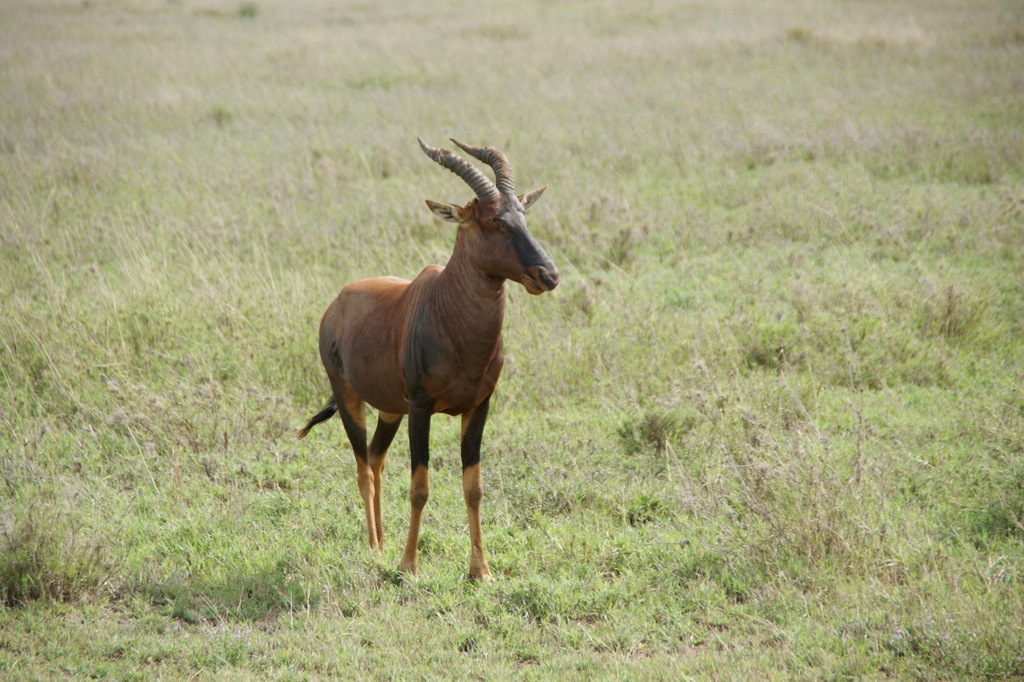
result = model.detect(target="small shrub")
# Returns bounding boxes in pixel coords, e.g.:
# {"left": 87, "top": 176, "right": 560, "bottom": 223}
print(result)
{"left": 741, "top": 320, "right": 802, "bottom": 371}
{"left": 626, "top": 493, "right": 669, "bottom": 527}
{"left": 0, "top": 505, "right": 114, "bottom": 605}
{"left": 503, "top": 579, "right": 557, "bottom": 623}
{"left": 211, "top": 105, "right": 233, "bottom": 127}
{"left": 604, "top": 228, "right": 640, "bottom": 268}
{"left": 965, "top": 464, "right": 1024, "bottom": 543}
{"left": 786, "top": 26, "right": 814, "bottom": 43}
{"left": 618, "top": 410, "right": 689, "bottom": 455}
{"left": 924, "top": 283, "right": 989, "bottom": 341}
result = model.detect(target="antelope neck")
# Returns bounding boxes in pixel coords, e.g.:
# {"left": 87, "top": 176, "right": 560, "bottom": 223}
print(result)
{"left": 433, "top": 246, "right": 507, "bottom": 333}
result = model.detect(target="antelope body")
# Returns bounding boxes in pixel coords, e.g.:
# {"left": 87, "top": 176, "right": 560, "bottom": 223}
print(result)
{"left": 299, "top": 138, "right": 558, "bottom": 581}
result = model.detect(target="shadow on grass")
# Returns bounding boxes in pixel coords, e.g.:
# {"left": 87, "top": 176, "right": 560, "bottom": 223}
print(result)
{"left": 141, "top": 559, "right": 413, "bottom": 623}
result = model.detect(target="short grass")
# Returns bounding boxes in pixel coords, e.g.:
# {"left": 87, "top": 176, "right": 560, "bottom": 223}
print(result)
{"left": 2, "top": 0, "right": 1023, "bottom": 678}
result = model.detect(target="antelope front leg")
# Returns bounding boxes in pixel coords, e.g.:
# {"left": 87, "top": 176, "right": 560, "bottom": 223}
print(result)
{"left": 399, "top": 400, "right": 432, "bottom": 578}
{"left": 461, "top": 395, "right": 492, "bottom": 583}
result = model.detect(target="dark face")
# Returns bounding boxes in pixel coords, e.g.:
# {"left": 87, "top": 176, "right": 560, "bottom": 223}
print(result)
{"left": 473, "top": 195, "right": 559, "bottom": 295}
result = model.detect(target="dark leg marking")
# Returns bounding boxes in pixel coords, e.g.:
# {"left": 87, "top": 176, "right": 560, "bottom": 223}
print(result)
{"left": 460, "top": 394, "right": 491, "bottom": 470}
{"left": 400, "top": 398, "right": 433, "bottom": 576}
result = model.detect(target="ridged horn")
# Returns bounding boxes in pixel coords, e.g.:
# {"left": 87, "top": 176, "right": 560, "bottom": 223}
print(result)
{"left": 450, "top": 139, "right": 516, "bottom": 197}
{"left": 418, "top": 137, "right": 499, "bottom": 202}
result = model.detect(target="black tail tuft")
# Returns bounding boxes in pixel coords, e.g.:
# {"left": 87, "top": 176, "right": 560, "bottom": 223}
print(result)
{"left": 297, "top": 400, "right": 337, "bottom": 439}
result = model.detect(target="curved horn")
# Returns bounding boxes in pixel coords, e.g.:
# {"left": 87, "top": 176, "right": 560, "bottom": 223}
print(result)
{"left": 418, "top": 138, "right": 498, "bottom": 202}
{"left": 450, "top": 139, "right": 516, "bottom": 197}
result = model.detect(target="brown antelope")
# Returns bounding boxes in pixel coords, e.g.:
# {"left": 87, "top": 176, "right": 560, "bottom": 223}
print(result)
{"left": 298, "top": 138, "right": 558, "bottom": 582}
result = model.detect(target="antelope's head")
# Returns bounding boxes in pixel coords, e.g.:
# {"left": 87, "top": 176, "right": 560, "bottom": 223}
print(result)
{"left": 419, "top": 138, "right": 559, "bottom": 295}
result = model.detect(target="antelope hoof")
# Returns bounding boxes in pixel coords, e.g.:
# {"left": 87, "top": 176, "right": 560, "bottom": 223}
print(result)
{"left": 469, "top": 563, "right": 492, "bottom": 584}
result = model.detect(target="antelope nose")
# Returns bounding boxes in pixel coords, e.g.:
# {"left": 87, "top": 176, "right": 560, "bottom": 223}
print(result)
{"left": 531, "top": 264, "right": 559, "bottom": 291}
{"left": 540, "top": 265, "right": 559, "bottom": 290}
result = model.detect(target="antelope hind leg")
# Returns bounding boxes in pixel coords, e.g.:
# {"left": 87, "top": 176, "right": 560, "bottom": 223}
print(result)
{"left": 367, "top": 411, "right": 403, "bottom": 546}
{"left": 329, "top": 378, "right": 381, "bottom": 548}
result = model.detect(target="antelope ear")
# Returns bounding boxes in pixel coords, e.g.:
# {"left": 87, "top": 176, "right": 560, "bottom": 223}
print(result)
{"left": 425, "top": 200, "right": 463, "bottom": 223}
{"left": 517, "top": 185, "right": 547, "bottom": 213}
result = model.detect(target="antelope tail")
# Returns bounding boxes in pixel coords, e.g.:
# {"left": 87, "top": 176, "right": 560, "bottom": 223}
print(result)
{"left": 297, "top": 399, "right": 337, "bottom": 439}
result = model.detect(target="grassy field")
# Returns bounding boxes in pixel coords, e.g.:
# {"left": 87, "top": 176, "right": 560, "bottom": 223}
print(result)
{"left": 2, "top": 0, "right": 1024, "bottom": 678}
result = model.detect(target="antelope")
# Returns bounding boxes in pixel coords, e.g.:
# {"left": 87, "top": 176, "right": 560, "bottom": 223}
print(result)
{"left": 298, "top": 138, "right": 558, "bottom": 582}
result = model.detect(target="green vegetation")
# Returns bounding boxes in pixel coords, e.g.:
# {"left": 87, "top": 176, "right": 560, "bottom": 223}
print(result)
{"left": 2, "top": 0, "right": 1023, "bottom": 678}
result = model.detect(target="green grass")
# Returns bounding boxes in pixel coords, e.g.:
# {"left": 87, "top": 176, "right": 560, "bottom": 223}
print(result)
{"left": 2, "top": 0, "right": 1024, "bottom": 678}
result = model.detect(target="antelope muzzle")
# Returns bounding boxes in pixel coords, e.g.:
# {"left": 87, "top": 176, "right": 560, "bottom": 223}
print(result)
{"left": 522, "top": 262, "right": 560, "bottom": 295}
